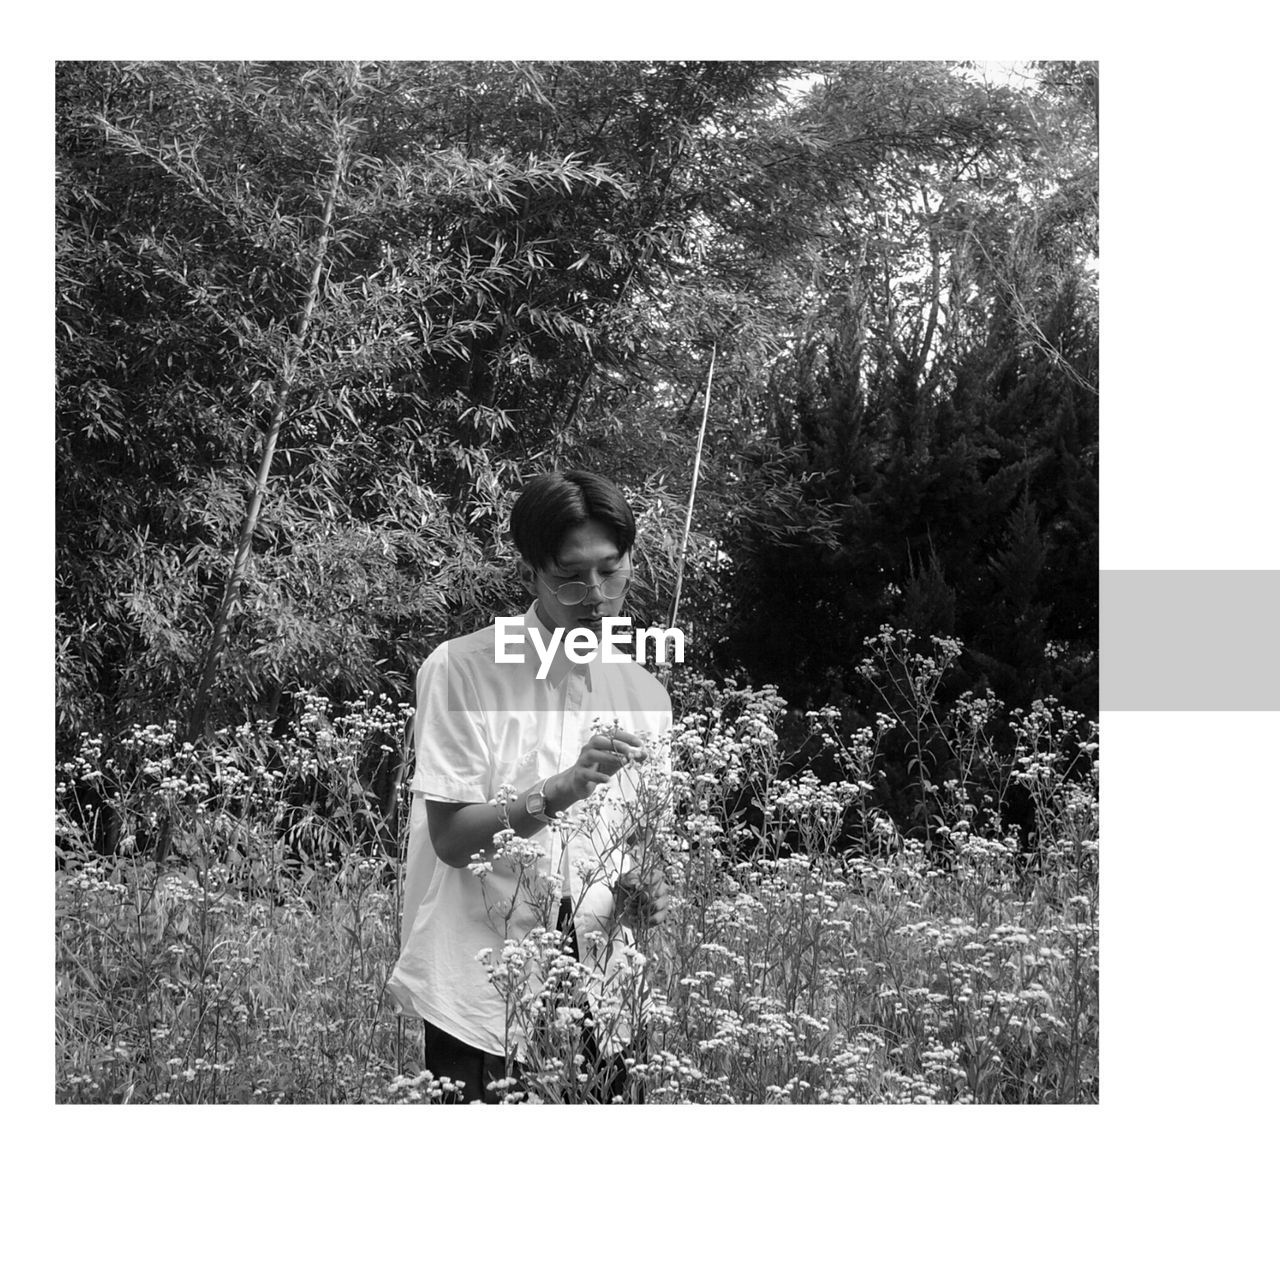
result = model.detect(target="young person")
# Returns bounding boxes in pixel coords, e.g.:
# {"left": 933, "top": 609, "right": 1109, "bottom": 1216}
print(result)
{"left": 387, "top": 470, "right": 673, "bottom": 1103}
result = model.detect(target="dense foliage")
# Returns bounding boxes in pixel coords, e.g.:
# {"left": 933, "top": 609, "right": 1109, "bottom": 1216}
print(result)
{"left": 57, "top": 60, "right": 1097, "bottom": 765}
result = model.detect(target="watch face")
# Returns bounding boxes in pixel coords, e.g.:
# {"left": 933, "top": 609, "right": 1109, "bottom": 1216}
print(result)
{"left": 526, "top": 790, "right": 546, "bottom": 815}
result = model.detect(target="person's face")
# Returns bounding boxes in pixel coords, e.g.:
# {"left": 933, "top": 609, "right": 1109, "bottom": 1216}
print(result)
{"left": 525, "top": 519, "right": 632, "bottom": 636}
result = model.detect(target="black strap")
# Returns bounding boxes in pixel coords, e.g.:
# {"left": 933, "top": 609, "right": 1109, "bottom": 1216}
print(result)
{"left": 554, "top": 894, "right": 580, "bottom": 961}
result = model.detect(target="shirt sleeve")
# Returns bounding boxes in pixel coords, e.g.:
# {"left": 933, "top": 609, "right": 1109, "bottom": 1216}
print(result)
{"left": 408, "top": 643, "right": 491, "bottom": 804}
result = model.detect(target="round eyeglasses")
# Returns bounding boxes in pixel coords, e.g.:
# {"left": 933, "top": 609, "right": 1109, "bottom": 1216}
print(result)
{"left": 536, "top": 569, "right": 632, "bottom": 606}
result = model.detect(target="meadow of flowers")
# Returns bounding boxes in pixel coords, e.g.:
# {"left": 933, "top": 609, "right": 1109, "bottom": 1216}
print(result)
{"left": 55, "top": 629, "right": 1098, "bottom": 1104}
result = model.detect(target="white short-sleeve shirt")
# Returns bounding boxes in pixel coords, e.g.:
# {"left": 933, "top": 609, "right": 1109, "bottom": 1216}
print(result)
{"left": 387, "top": 604, "right": 672, "bottom": 1056}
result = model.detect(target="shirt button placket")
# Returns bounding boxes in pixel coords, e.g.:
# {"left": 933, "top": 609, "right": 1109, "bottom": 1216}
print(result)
{"left": 562, "top": 668, "right": 584, "bottom": 768}
{"left": 558, "top": 671, "right": 587, "bottom": 903}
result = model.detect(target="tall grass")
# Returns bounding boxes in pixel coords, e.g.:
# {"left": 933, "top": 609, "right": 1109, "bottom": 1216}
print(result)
{"left": 55, "top": 631, "right": 1097, "bottom": 1104}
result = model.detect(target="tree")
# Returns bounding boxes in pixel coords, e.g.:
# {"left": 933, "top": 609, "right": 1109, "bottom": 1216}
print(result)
{"left": 57, "top": 60, "right": 1098, "bottom": 751}
{"left": 57, "top": 61, "right": 651, "bottom": 740}
{"left": 705, "top": 62, "right": 1098, "bottom": 715}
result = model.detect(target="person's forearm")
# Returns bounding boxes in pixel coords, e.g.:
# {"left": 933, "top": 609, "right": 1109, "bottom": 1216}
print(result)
{"left": 432, "top": 772, "right": 577, "bottom": 867}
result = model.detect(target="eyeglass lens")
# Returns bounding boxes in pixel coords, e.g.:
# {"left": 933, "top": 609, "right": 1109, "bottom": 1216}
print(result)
{"left": 551, "top": 572, "right": 631, "bottom": 605}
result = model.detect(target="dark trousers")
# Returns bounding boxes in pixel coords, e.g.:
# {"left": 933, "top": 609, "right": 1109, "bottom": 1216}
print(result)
{"left": 421, "top": 1018, "right": 517, "bottom": 1105}
{"left": 421, "top": 1017, "right": 638, "bottom": 1104}
{"left": 422, "top": 898, "right": 642, "bottom": 1104}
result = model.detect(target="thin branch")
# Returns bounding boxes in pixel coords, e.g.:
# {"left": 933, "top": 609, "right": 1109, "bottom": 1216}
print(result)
{"left": 187, "top": 103, "right": 356, "bottom": 740}
{"left": 665, "top": 344, "right": 717, "bottom": 651}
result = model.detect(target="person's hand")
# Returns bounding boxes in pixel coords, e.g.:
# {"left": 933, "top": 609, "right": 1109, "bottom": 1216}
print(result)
{"left": 547, "top": 728, "right": 647, "bottom": 809}
{"left": 614, "top": 861, "right": 669, "bottom": 930}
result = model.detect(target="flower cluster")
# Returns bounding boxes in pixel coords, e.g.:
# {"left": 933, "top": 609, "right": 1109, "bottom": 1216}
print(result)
{"left": 55, "top": 635, "right": 1097, "bottom": 1104}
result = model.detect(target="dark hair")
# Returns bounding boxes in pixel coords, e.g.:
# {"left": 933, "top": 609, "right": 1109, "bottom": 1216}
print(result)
{"left": 509, "top": 470, "right": 636, "bottom": 569}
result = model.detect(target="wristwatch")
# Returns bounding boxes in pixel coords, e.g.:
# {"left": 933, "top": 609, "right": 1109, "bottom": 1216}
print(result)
{"left": 525, "top": 778, "right": 555, "bottom": 824}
